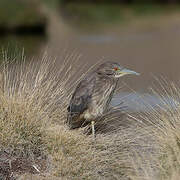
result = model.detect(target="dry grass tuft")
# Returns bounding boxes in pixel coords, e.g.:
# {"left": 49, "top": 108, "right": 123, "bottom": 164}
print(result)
{"left": 130, "top": 79, "right": 180, "bottom": 180}
{"left": 151, "top": 81, "right": 180, "bottom": 180}
{"left": 0, "top": 51, "right": 73, "bottom": 178}
{"left": 0, "top": 52, "right": 70, "bottom": 157}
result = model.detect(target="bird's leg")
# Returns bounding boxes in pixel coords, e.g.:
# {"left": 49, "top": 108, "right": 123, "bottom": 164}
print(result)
{"left": 91, "top": 121, "right": 95, "bottom": 140}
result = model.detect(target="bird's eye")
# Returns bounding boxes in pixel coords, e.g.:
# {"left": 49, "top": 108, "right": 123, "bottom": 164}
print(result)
{"left": 114, "top": 67, "right": 119, "bottom": 71}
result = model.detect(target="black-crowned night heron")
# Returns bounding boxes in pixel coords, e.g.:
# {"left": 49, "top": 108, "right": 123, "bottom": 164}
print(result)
{"left": 67, "top": 62, "right": 139, "bottom": 138}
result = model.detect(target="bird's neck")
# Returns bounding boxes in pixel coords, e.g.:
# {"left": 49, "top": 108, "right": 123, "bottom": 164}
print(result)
{"left": 96, "top": 72, "right": 119, "bottom": 85}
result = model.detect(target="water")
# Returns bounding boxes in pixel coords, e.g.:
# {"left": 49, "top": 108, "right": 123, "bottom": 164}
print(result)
{"left": 111, "top": 92, "right": 180, "bottom": 113}
{"left": 46, "top": 4, "right": 180, "bottom": 93}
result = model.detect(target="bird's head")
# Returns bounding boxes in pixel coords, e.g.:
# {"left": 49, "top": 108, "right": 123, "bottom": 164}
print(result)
{"left": 96, "top": 61, "right": 140, "bottom": 78}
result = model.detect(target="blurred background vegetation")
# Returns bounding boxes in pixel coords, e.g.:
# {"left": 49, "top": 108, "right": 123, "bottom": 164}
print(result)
{"left": 1, "top": 0, "right": 180, "bottom": 48}
{"left": 0, "top": 0, "right": 180, "bottom": 55}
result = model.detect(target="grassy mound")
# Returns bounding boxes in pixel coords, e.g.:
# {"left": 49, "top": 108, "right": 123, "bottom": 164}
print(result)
{"left": 0, "top": 51, "right": 179, "bottom": 179}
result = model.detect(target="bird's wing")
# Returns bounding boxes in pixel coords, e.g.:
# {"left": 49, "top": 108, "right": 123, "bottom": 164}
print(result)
{"left": 68, "top": 74, "right": 95, "bottom": 116}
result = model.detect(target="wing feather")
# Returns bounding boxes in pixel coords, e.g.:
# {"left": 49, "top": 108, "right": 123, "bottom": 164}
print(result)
{"left": 67, "top": 74, "right": 96, "bottom": 128}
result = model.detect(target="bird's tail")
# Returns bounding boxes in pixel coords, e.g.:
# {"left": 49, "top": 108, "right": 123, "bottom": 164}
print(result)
{"left": 66, "top": 112, "right": 90, "bottom": 129}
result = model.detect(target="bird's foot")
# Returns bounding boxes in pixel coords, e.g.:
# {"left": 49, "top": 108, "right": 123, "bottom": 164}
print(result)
{"left": 91, "top": 121, "right": 96, "bottom": 140}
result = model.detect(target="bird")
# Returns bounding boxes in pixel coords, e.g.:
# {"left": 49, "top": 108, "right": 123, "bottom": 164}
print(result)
{"left": 67, "top": 61, "right": 139, "bottom": 138}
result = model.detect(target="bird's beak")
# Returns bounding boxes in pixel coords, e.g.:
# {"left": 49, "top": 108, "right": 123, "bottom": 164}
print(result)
{"left": 120, "top": 68, "right": 140, "bottom": 76}
{"left": 115, "top": 68, "right": 140, "bottom": 77}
